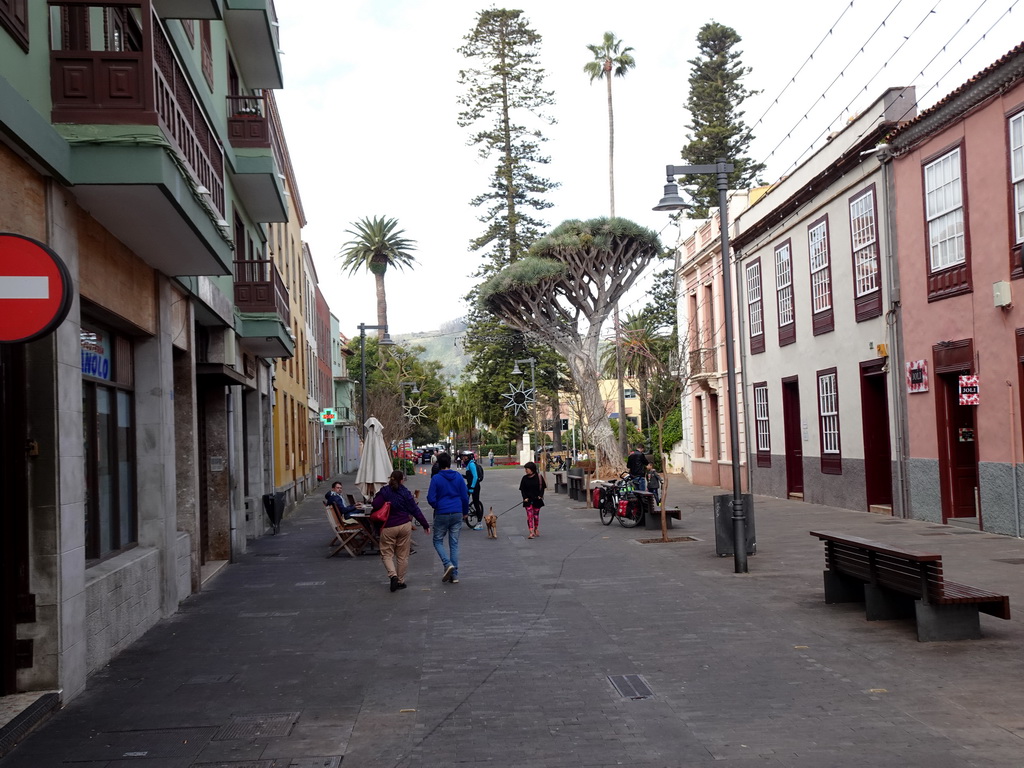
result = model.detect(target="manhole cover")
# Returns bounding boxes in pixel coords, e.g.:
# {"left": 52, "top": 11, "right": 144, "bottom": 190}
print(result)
{"left": 608, "top": 674, "right": 653, "bottom": 699}
{"left": 215, "top": 712, "right": 299, "bottom": 740}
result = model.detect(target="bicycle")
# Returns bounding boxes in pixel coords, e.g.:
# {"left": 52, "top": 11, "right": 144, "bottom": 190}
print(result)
{"left": 598, "top": 473, "right": 645, "bottom": 528}
{"left": 466, "top": 496, "right": 484, "bottom": 529}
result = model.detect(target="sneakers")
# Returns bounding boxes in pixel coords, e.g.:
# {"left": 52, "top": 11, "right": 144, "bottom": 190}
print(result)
{"left": 442, "top": 565, "right": 455, "bottom": 583}
{"left": 390, "top": 575, "right": 400, "bottom": 592}
{"left": 450, "top": 577, "right": 459, "bottom": 583}
{"left": 396, "top": 582, "right": 408, "bottom": 590}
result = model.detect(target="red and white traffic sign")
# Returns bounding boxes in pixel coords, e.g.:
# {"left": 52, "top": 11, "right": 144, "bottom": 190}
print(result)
{"left": 0, "top": 233, "right": 72, "bottom": 344}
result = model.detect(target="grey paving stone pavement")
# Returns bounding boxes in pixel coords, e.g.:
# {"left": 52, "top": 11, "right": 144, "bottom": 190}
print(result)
{"left": 4, "top": 467, "right": 1024, "bottom": 767}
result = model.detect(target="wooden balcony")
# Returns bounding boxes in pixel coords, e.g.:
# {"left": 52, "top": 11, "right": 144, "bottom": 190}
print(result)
{"left": 233, "top": 259, "right": 290, "bottom": 325}
{"left": 227, "top": 93, "right": 270, "bottom": 148}
{"left": 50, "top": 1, "right": 225, "bottom": 217}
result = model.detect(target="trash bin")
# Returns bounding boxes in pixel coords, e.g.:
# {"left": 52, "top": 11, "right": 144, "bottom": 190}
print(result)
{"left": 713, "top": 493, "right": 756, "bottom": 556}
{"left": 262, "top": 491, "right": 286, "bottom": 534}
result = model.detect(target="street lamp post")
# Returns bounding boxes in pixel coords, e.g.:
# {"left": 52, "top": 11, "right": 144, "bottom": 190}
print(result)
{"left": 358, "top": 322, "right": 394, "bottom": 438}
{"left": 512, "top": 357, "right": 537, "bottom": 456}
{"left": 654, "top": 159, "right": 749, "bottom": 574}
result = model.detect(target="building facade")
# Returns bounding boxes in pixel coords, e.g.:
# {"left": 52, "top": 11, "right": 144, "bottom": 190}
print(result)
{"left": 732, "top": 88, "right": 914, "bottom": 512}
{"left": 0, "top": 0, "right": 292, "bottom": 702}
{"left": 889, "top": 45, "right": 1024, "bottom": 534}
{"left": 675, "top": 192, "right": 751, "bottom": 490}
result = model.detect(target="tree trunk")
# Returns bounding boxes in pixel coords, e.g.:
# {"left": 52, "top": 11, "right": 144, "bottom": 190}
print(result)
{"left": 560, "top": 347, "right": 619, "bottom": 476}
{"left": 375, "top": 272, "right": 388, "bottom": 333}
{"left": 606, "top": 72, "right": 615, "bottom": 218}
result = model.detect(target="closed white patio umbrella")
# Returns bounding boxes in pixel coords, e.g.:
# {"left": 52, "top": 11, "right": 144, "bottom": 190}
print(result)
{"left": 355, "top": 416, "right": 393, "bottom": 498}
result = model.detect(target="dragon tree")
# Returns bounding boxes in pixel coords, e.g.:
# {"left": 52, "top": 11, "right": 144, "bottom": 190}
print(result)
{"left": 479, "top": 217, "right": 664, "bottom": 472}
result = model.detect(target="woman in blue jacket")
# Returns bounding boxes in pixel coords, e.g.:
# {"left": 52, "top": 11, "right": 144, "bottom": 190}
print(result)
{"left": 427, "top": 452, "right": 469, "bottom": 583}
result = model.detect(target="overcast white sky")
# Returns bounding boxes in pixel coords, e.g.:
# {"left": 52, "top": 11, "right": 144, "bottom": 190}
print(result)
{"left": 274, "top": 1, "right": 1022, "bottom": 340}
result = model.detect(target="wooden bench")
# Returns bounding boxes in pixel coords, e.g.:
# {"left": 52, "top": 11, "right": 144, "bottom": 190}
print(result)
{"left": 809, "top": 530, "right": 1010, "bottom": 641}
{"left": 552, "top": 471, "right": 567, "bottom": 494}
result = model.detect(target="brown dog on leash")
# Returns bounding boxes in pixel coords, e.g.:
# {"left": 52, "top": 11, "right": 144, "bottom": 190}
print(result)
{"left": 484, "top": 507, "right": 498, "bottom": 538}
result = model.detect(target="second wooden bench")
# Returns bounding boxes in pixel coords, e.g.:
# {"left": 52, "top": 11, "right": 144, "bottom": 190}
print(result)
{"left": 809, "top": 530, "right": 1010, "bottom": 641}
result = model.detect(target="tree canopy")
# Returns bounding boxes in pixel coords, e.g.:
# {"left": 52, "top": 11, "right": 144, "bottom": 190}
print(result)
{"left": 680, "top": 21, "right": 764, "bottom": 217}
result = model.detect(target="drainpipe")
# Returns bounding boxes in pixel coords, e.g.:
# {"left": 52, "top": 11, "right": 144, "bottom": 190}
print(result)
{"left": 1010, "top": 380, "right": 1021, "bottom": 538}
{"left": 877, "top": 143, "right": 911, "bottom": 519}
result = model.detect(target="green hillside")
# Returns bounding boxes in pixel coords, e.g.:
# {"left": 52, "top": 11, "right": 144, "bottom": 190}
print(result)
{"left": 396, "top": 319, "right": 470, "bottom": 382}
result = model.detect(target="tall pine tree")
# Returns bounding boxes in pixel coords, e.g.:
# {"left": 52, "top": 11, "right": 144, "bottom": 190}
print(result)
{"left": 457, "top": 8, "right": 558, "bottom": 271}
{"left": 680, "top": 21, "right": 764, "bottom": 217}
{"left": 457, "top": 8, "right": 560, "bottom": 444}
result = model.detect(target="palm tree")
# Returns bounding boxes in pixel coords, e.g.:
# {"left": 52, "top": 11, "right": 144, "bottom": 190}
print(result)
{"left": 583, "top": 31, "right": 635, "bottom": 217}
{"left": 585, "top": 33, "right": 636, "bottom": 458}
{"left": 339, "top": 216, "right": 417, "bottom": 332}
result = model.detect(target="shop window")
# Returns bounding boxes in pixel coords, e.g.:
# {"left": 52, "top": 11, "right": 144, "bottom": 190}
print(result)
{"left": 81, "top": 324, "right": 137, "bottom": 561}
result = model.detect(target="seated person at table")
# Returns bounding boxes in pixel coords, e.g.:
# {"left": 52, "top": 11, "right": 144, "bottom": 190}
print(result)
{"left": 325, "top": 481, "right": 361, "bottom": 519}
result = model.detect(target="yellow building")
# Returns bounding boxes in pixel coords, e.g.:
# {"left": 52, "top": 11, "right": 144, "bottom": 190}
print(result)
{"left": 269, "top": 124, "right": 314, "bottom": 506}
{"left": 560, "top": 378, "right": 643, "bottom": 439}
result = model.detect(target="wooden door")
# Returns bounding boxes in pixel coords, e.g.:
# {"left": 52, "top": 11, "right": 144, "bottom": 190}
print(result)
{"left": 782, "top": 376, "right": 804, "bottom": 497}
{"left": 939, "top": 372, "right": 979, "bottom": 520}
{"left": 860, "top": 361, "right": 893, "bottom": 510}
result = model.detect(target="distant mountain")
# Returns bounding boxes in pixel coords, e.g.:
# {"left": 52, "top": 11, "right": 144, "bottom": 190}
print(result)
{"left": 395, "top": 318, "right": 469, "bottom": 382}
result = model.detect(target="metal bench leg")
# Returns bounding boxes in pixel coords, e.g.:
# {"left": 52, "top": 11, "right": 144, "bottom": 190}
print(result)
{"left": 915, "top": 602, "right": 981, "bottom": 642}
{"left": 864, "top": 584, "right": 914, "bottom": 620}
{"left": 823, "top": 571, "right": 863, "bottom": 604}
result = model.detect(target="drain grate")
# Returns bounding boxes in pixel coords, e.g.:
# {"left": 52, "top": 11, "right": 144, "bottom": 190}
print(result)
{"left": 294, "top": 582, "right": 326, "bottom": 587}
{"left": 608, "top": 674, "right": 653, "bottom": 699}
{"left": 215, "top": 712, "right": 298, "bottom": 740}
{"left": 194, "top": 761, "right": 273, "bottom": 768}
{"left": 276, "top": 758, "right": 343, "bottom": 768}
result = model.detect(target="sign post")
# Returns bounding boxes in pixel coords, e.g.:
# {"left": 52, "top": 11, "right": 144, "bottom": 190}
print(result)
{"left": 0, "top": 233, "right": 73, "bottom": 344}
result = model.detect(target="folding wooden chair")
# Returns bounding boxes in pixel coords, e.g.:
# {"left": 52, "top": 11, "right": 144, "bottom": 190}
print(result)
{"left": 324, "top": 502, "right": 372, "bottom": 558}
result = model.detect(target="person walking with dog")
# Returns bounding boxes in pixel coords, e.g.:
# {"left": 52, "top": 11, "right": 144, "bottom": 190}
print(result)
{"left": 370, "top": 471, "right": 431, "bottom": 592}
{"left": 427, "top": 452, "right": 468, "bottom": 583}
{"left": 519, "top": 461, "right": 546, "bottom": 539}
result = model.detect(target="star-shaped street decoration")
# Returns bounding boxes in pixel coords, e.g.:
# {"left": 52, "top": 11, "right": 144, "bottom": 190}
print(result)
{"left": 403, "top": 398, "right": 427, "bottom": 424}
{"left": 501, "top": 379, "right": 535, "bottom": 415}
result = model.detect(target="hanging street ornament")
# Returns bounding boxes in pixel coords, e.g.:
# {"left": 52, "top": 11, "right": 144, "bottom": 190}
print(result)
{"left": 501, "top": 379, "right": 535, "bottom": 415}
{"left": 404, "top": 398, "right": 427, "bottom": 424}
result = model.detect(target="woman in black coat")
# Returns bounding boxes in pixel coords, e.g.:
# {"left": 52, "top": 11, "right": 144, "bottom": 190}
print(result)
{"left": 518, "top": 461, "right": 546, "bottom": 539}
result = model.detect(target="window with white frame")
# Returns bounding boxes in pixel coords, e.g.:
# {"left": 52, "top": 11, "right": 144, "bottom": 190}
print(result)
{"left": 754, "top": 383, "right": 770, "bottom": 467}
{"left": 817, "top": 368, "right": 841, "bottom": 474}
{"left": 745, "top": 259, "right": 764, "bottom": 353}
{"left": 924, "top": 148, "right": 965, "bottom": 271}
{"left": 1012, "top": 112, "right": 1024, "bottom": 245}
{"left": 850, "top": 189, "right": 879, "bottom": 296}
{"left": 808, "top": 219, "right": 831, "bottom": 312}
{"left": 775, "top": 240, "right": 795, "bottom": 345}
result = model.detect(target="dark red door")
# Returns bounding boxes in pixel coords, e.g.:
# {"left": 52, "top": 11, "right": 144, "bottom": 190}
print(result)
{"left": 939, "top": 372, "right": 979, "bottom": 520}
{"left": 782, "top": 377, "right": 804, "bottom": 497}
{"left": 708, "top": 392, "right": 721, "bottom": 486}
{"left": 860, "top": 361, "right": 893, "bottom": 510}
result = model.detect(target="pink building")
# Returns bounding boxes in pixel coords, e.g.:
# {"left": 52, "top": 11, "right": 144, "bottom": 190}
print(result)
{"left": 889, "top": 44, "right": 1024, "bottom": 533}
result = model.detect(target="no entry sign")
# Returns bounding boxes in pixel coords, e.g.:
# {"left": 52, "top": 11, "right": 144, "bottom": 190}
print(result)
{"left": 0, "top": 233, "right": 72, "bottom": 343}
